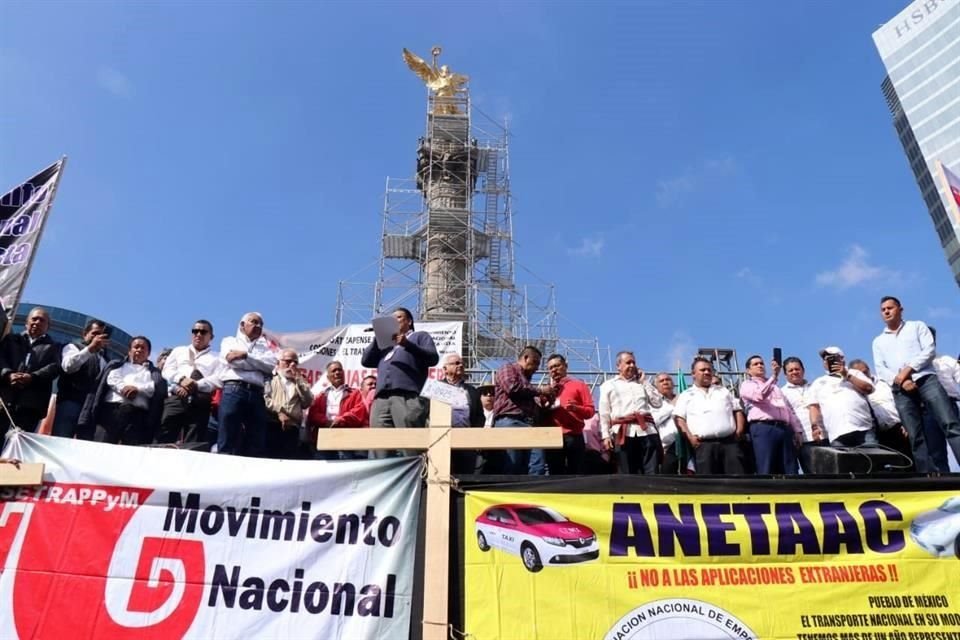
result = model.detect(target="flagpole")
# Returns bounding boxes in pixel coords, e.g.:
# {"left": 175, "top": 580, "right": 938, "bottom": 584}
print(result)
{"left": 4, "top": 156, "right": 67, "bottom": 337}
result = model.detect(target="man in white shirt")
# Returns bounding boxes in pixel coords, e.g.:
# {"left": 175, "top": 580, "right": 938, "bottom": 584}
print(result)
{"left": 651, "top": 372, "right": 681, "bottom": 474}
{"left": 780, "top": 357, "right": 817, "bottom": 443}
{"left": 80, "top": 336, "right": 166, "bottom": 445}
{"left": 158, "top": 320, "right": 222, "bottom": 448}
{"left": 439, "top": 353, "right": 484, "bottom": 474}
{"left": 808, "top": 347, "right": 877, "bottom": 447}
{"left": 54, "top": 318, "right": 110, "bottom": 439}
{"left": 673, "top": 357, "right": 745, "bottom": 475}
{"left": 598, "top": 351, "right": 663, "bottom": 474}
{"left": 847, "top": 359, "right": 915, "bottom": 467}
{"left": 218, "top": 312, "right": 279, "bottom": 457}
{"left": 871, "top": 296, "right": 960, "bottom": 472}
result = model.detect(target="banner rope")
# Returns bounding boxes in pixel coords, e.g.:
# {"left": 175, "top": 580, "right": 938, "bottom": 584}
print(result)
{"left": 420, "top": 619, "right": 474, "bottom": 639}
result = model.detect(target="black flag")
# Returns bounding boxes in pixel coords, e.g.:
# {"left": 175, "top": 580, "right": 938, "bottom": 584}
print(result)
{"left": 0, "top": 158, "right": 66, "bottom": 327}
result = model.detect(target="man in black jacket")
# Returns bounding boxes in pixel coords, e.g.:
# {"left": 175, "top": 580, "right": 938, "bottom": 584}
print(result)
{"left": 0, "top": 307, "right": 60, "bottom": 437}
{"left": 78, "top": 336, "right": 167, "bottom": 445}
{"left": 54, "top": 318, "right": 111, "bottom": 439}
{"left": 361, "top": 308, "right": 439, "bottom": 431}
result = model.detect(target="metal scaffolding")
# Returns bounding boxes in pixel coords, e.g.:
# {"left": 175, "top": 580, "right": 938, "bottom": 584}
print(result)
{"left": 336, "top": 57, "right": 603, "bottom": 373}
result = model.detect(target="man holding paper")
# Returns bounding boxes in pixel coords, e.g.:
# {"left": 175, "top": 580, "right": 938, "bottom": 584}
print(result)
{"left": 361, "top": 308, "right": 439, "bottom": 445}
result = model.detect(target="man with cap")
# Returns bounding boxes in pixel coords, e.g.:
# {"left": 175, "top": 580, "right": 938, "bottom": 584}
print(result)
{"left": 807, "top": 346, "right": 877, "bottom": 447}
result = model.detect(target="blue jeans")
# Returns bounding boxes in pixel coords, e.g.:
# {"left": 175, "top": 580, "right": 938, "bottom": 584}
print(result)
{"left": 217, "top": 382, "right": 268, "bottom": 457}
{"left": 750, "top": 421, "right": 799, "bottom": 475}
{"left": 494, "top": 416, "right": 546, "bottom": 475}
{"left": 52, "top": 399, "right": 84, "bottom": 439}
{"left": 922, "top": 406, "right": 951, "bottom": 472}
{"left": 894, "top": 375, "right": 960, "bottom": 473}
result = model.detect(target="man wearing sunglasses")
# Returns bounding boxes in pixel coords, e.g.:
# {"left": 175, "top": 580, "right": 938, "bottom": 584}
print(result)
{"left": 158, "top": 320, "right": 222, "bottom": 449}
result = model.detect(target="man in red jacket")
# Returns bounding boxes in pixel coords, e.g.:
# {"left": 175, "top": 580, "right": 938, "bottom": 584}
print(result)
{"left": 544, "top": 354, "right": 595, "bottom": 474}
{"left": 307, "top": 361, "right": 375, "bottom": 459}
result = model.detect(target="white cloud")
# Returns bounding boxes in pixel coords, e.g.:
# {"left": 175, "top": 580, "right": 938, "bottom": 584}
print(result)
{"left": 97, "top": 66, "right": 133, "bottom": 99}
{"left": 815, "top": 245, "right": 901, "bottom": 290}
{"left": 655, "top": 175, "right": 696, "bottom": 208}
{"left": 566, "top": 235, "right": 604, "bottom": 258}
{"left": 664, "top": 331, "right": 695, "bottom": 371}
{"left": 927, "top": 307, "right": 956, "bottom": 319}
{"left": 655, "top": 156, "right": 738, "bottom": 208}
{"left": 736, "top": 267, "right": 763, "bottom": 288}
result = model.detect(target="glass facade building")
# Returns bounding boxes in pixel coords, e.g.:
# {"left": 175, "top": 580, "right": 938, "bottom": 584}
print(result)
{"left": 11, "top": 302, "right": 134, "bottom": 363}
{"left": 873, "top": 0, "right": 960, "bottom": 286}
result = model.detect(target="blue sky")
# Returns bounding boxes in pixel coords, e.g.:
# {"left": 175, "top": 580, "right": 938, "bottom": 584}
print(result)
{"left": 2, "top": 0, "right": 955, "bottom": 374}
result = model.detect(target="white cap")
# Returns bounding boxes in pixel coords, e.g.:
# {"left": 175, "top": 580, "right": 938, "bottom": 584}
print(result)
{"left": 818, "top": 346, "right": 845, "bottom": 358}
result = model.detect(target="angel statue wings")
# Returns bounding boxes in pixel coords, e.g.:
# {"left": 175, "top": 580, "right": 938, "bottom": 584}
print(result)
{"left": 402, "top": 47, "right": 469, "bottom": 114}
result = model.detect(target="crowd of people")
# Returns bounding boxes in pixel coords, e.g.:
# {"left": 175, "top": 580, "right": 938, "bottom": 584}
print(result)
{"left": 1, "top": 297, "right": 958, "bottom": 476}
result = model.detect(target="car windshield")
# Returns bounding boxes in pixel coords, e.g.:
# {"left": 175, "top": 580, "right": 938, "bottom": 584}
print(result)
{"left": 939, "top": 496, "right": 960, "bottom": 513}
{"left": 514, "top": 507, "right": 568, "bottom": 526}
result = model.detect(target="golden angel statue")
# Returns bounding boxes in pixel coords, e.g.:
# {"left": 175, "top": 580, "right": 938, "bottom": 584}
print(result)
{"left": 402, "top": 46, "right": 469, "bottom": 113}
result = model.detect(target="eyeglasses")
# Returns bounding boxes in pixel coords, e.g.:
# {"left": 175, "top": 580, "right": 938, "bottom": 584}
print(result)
{"left": 192, "top": 329, "right": 210, "bottom": 335}
{"left": 480, "top": 390, "right": 494, "bottom": 396}
{"left": 245, "top": 319, "right": 263, "bottom": 326}
{"left": 281, "top": 358, "right": 299, "bottom": 365}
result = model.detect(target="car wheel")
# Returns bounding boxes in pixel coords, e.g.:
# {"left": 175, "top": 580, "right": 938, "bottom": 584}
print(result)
{"left": 521, "top": 542, "right": 543, "bottom": 573}
{"left": 477, "top": 531, "right": 490, "bottom": 552}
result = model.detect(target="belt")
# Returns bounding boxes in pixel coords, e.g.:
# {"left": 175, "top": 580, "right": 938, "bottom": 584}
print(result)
{"left": 223, "top": 380, "right": 262, "bottom": 391}
{"left": 495, "top": 414, "right": 535, "bottom": 425}
{"left": 697, "top": 433, "right": 736, "bottom": 442}
{"left": 749, "top": 419, "right": 789, "bottom": 428}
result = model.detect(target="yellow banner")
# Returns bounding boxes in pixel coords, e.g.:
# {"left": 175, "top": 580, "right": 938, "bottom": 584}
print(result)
{"left": 464, "top": 490, "right": 960, "bottom": 640}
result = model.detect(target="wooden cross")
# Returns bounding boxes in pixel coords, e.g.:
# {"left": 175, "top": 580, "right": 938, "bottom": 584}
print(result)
{"left": 317, "top": 399, "right": 562, "bottom": 640}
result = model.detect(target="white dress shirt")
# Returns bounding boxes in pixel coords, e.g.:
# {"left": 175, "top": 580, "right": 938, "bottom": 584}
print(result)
{"left": 483, "top": 408, "right": 494, "bottom": 428}
{"left": 872, "top": 320, "right": 936, "bottom": 385}
{"left": 325, "top": 385, "right": 346, "bottom": 424}
{"left": 933, "top": 355, "right": 960, "bottom": 400}
{"left": 106, "top": 362, "right": 156, "bottom": 410}
{"left": 651, "top": 397, "right": 677, "bottom": 448}
{"left": 61, "top": 343, "right": 106, "bottom": 374}
{"left": 808, "top": 371, "right": 874, "bottom": 440}
{"left": 219, "top": 332, "right": 279, "bottom": 387}
{"left": 673, "top": 385, "right": 738, "bottom": 439}
{"left": 781, "top": 381, "right": 814, "bottom": 442}
{"left": 162, "top": 345, "right": 222, "bottom": 395}
{"left": 867, "top": 378, "right": 901, "bottom": 430}
{"left": 598, "top": 376, "right": 663, "bottom": 439}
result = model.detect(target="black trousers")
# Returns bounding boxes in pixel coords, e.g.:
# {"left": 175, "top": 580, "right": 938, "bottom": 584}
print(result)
{"left": 0, "top": 406, "right": 44, "bottom": 441}
{"left": 157, "top": 396, "right": 213, "bottom": 447}
{"left": 95, "top": 403, "right": 148, "bottom": 445}
{"left": 694, "top": 435, "right": 746, "bottom": 475}
{"left": 661, "top": 445, "right": 681, "bottom": 475}
{"left": 545, "top": 433, "right": 586, "bottom": 475}
{"left": 265, "top": 416, "right": 304, "bottom": 460}
{"left": 617, "top": 434, "right": 662, "bottom": 475}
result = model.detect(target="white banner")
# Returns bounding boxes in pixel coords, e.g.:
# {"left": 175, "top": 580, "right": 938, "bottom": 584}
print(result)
{"left": 268, "top": 322, "right": 463, "bottom": 391}
{"left": 0, "top": 432, "right": 422, "bottom": 639}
